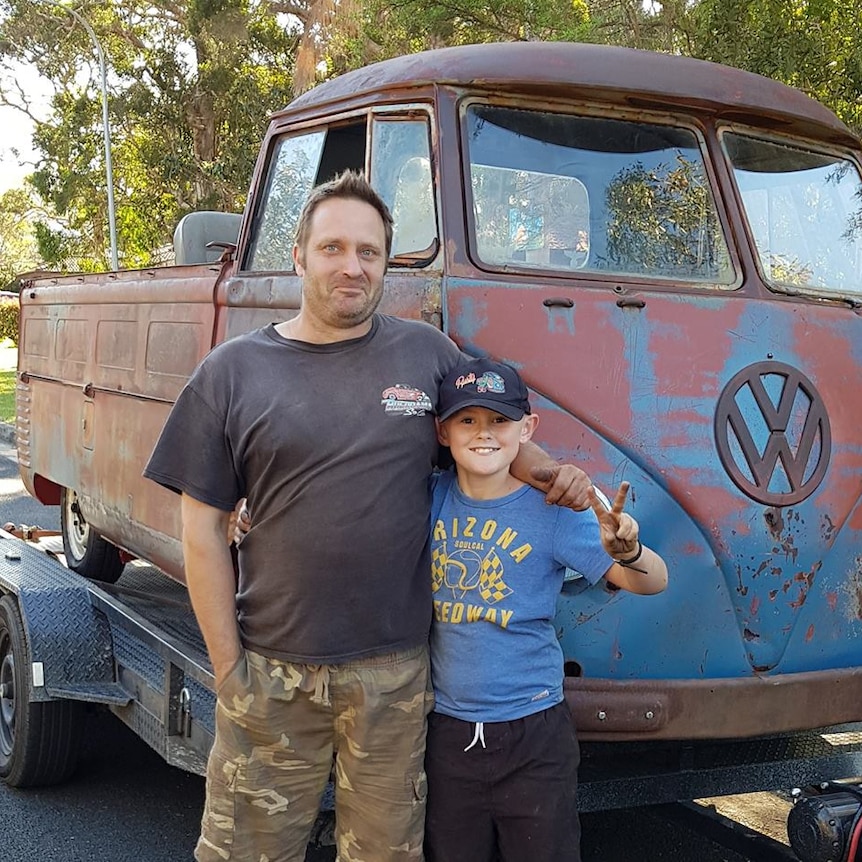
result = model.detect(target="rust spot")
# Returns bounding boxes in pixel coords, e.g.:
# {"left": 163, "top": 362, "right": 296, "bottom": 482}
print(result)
{"left": 743, "top": 627, "right": 760, "bottom": 641}
{"left": 805, "top": 624, "right": 815, "bottom": 642}
{"left": 821, "top": 513, "right": 837, "bottom": 543}
{"left": 764, "top": 506, "right": 784, "bottom": 538}
{"left": 826, "top": 591, "right": 838, "bottom": 611}
{"left": 768, "top": 589, "right": 778, "bottom": 601}
{"left": 789, "top": 587, "right": 808, "bottom": 610}
{"left": 844, "top": 566, "right": 862, "bottom": 621}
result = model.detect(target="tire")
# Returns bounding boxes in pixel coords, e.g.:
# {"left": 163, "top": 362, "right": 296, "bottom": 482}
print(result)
{"left": 0, "top": 595, "right": 86, "bottom": 787}
{"left": 60, "top": 488, "right": 124, "bottom": 583}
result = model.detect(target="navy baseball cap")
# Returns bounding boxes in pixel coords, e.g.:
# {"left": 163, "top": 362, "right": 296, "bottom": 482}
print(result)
{"left": 438, "top": 359, "right": 531, "bottom": 421}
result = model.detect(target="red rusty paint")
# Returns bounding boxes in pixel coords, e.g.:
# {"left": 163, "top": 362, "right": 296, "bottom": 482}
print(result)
{"left": 750, "top": 596, "right": 761, "bottom": 615}
{"left": 805, "top": 624, "right": 815, "bottom": 643}
{"left": 826, "top": 591, "right": 838, "bottom": 611}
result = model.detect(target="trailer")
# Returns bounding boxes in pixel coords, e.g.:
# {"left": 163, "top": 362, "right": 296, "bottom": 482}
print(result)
{"left": 0, "top": 528, "right": 214, "bottom": 787}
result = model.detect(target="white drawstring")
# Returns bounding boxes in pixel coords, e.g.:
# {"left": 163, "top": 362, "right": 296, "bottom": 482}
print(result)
{"left": 464, "top": 722, "right": 486, "bottom": 751}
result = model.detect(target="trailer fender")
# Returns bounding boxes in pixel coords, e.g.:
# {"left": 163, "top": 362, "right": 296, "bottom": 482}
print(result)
{"left": 0, "top": 529, "right": 130, "bottom": 706}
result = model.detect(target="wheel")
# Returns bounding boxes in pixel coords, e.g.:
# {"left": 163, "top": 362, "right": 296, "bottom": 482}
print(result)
{"left": 60, "top": 488, "right": 124, "bottom": 583}
{"left": 0, "top": 594, "right": 86, "bottom": 787}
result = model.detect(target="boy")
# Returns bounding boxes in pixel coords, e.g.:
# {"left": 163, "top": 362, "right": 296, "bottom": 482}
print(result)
{"left": 425, "top": 357, "right": 668, "bottom": 862}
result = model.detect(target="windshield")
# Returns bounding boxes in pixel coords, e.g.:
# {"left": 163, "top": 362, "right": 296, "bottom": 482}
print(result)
{"left": 465, "top": 105, "right": 734, "bottom": 285}
{"left": 724, "top": 133, "right": 862, "bottom": 297}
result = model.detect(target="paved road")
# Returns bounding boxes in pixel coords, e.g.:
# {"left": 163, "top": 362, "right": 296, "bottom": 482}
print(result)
{"left": 0, "top": 441, "right": 794, "bottom": 862}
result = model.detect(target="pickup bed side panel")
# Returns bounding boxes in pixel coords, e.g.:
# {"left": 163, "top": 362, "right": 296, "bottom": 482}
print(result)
{"left": 17, "top": 267, "right": 222, "bottom": 579}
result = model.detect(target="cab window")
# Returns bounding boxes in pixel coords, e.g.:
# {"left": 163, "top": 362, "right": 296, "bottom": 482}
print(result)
{"left": 244, "top": 122, "right": 365, "bottom": 271}
{"left": 370, "top": 117, "right": 437, "bottom": 259}
{"left": 723, "top": 132, "right": 862, "bottom": 299}
{"left": 465, "top": 104, "right": 734, "bottom": 285}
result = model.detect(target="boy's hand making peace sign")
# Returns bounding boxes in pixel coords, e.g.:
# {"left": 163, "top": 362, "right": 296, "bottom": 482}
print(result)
{"left": 585, "top": 481, "right": 669, "bottom": 595}
{"left": 588, "top": 481, "right": 639, "bottom": 560}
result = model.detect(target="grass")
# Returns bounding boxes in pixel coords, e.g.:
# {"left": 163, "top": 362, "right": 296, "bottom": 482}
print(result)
{"left": 0, "top": 369, "right": 15, "bottom": 425}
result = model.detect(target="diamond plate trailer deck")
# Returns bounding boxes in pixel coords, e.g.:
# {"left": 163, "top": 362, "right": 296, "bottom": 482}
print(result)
{"left": 0, "top": 529, "right": 214, "bottom": 783}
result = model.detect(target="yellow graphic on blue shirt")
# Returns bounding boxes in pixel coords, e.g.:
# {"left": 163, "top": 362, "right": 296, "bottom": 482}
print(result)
{"left": 431, "top": 515, "right": 532, "bottom": 630}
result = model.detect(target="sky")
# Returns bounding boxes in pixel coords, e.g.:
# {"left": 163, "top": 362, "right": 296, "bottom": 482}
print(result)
{"left": 0, "top": 63, "right": 52, "bottom": 194}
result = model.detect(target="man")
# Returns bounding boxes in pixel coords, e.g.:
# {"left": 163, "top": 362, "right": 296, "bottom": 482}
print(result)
{"left": 145, "top": 171, "right": 591, "bottom": 862}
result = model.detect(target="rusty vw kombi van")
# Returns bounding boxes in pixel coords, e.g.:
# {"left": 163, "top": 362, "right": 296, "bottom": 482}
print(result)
{"left": 18, "top": 43, "right": 862, "bottom": 761}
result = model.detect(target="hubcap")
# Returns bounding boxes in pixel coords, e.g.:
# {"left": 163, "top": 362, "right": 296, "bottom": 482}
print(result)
{"left": 64, "top": 491, "right": 90, "bottom": 561}
{"left": 0, "top": 636, "right": 16, "bottom": 757}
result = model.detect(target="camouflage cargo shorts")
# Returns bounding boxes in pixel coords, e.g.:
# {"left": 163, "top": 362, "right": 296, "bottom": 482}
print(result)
{"left": 195, "top": 645, "right": 433, "bottom": 862}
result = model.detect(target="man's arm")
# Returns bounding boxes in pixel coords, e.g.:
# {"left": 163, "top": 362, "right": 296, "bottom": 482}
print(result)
{"left": 511, "top": 439, "right": 593, "bottom": 511}
{"left": 181, "top": 493, "right": 243, "bottom": 688}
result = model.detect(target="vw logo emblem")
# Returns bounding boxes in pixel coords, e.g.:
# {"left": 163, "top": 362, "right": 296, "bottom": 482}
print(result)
{"left": 714, "top": 361, "right": 831, "bottom": 506}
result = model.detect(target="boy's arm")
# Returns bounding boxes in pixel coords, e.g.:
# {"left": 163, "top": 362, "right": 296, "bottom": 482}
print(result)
{"left": 511, "top": 440, "right": 593, "bottom": 511}
{"left": 605, "top": 544, "right": 668, "bottom": 594}
{"left": 590, "top": 482, "right": 668, "bottom": 595}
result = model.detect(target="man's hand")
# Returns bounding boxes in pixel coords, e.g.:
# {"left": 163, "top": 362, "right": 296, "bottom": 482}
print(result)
{"left": 588, "top": 481, "right": 639, "bottom": 559}
{"left": 529, "top": 463, "right": 593, "bottom": 511}
{"left": 230, "top": 497, "right": 251, "bottom": 546}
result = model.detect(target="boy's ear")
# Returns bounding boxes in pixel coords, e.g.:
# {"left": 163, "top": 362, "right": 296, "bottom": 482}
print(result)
{"left": 436, "top": 417, "right": 449, "bottom": 446}
{"left": 520, "top": 413, "right": 539, "bottom": 442}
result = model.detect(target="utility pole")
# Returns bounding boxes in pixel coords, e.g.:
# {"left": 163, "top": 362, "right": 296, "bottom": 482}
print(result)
{"left": 42, "top": 1, "right": 118, "bottom": 269}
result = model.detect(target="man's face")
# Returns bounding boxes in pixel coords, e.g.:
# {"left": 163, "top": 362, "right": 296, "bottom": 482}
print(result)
{"left": 293, "top": 197, "right": 387, "bottom": 333}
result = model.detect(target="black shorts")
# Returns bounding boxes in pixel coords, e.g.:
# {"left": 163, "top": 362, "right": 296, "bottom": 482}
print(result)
{"left": 424, "top": 700, "right": 581, "bottom": 862}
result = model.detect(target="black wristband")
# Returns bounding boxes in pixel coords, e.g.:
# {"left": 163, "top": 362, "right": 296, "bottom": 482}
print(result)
{"left": 614, "top": 540, "right": 643, "bottom": 566}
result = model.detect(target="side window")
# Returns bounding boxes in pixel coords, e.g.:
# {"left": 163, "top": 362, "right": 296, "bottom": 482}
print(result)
{"left": 371, "top": 117, "right": 437, "bottom": 258}
{"left": 465, "top": 105, "right": 734, "bottom": 285}
{"left": 723, "top": 132, "right": 862, "bottom": 298}
{"left": 244, "top": 121, "right": 367, "bottom": 272}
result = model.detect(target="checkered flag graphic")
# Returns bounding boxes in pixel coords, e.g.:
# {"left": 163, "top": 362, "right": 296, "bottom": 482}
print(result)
{"left": 431, "top": 544, "right": 447, "bottom": 594}
{"left": 478, "top": 549, "right": 512, "bottom": 603}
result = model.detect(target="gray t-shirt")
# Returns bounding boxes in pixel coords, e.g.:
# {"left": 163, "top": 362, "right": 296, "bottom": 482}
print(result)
{"left": 144, "top": 314, "right": 461, "bottom": 663}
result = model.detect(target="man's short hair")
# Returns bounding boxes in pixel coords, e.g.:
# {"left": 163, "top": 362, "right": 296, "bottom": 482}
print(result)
{"left": 295, "top": 171, "right": 394, "bottom": 261}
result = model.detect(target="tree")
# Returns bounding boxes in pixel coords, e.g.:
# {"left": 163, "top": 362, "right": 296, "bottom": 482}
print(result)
{"left": 690, "top": 0, "right": 862, "bottom": 135}
{"left": 0, "top": 186, "right": 40, "bottom": 289}
{"left": 0, "top": 0, "right": 298, "bottom": 270}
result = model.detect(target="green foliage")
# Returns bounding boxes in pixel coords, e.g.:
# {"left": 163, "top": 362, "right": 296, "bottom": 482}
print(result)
{"left": 3, "top": 0, "right": 862, "bottom": 278}
{"left": 690, "top": 0, "right": 862, "bottom": 136}
{"left": 351, "top": 0, "right": 594, "bottom": 61}
{"left": 0, "top": 369, "right": 16, "bottom": 425}
{"left": 0, "top": 300, "right": 19, "bottom": 346}
{"left": 0, "top": 188, "right": 40, "bottom": 289}
{"left": 1, "top": 0, "right": 295, "bottom": 271}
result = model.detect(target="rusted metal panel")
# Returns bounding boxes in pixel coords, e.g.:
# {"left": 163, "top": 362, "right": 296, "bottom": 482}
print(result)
{"left": 566, "top": 667, "right": 862, "bottom": 741}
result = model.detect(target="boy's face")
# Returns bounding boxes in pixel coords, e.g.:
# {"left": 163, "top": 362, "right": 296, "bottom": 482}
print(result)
{"left": 437, "top": 406, "right": 538, "bottom": 479}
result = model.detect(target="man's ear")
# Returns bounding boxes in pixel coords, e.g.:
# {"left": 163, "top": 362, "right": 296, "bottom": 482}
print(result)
{"left": 293, "top": 245, "right": 305, "bottom": 276}
{"left": 520, "top": 413, "right": 539, "bottom": 443}
{"left": 436, "top": 417, "right": 450, "bottom": 447}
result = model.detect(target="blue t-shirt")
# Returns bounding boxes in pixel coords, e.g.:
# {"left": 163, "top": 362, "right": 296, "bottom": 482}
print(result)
{"left": 429, "top": 470, "right": 611, "bottom": 722}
